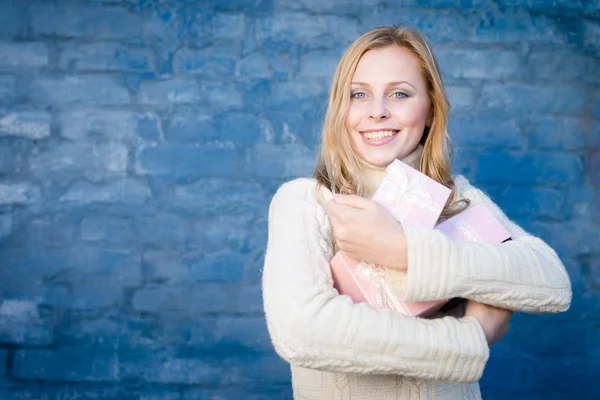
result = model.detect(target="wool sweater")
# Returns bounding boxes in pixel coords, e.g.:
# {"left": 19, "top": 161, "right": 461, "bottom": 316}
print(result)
{"left": 262, "top": 154, "right": 572, "bottom": 399}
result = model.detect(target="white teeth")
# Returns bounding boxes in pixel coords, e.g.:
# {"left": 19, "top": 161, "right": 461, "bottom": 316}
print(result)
{"left": 363, "top": 130, "right": 397, "bottom": 140}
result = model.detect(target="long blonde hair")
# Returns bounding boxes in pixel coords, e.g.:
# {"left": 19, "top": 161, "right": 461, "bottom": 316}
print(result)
{"left": 313, "top": 26, "right": 468, "bottom": 220}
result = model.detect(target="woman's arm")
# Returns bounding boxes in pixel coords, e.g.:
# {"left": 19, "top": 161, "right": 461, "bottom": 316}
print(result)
{"left": 401, "top": 176, "right": 572, "bottom": 313}
{"left": 262, "top": 178, "right": 490, "bottom": 383}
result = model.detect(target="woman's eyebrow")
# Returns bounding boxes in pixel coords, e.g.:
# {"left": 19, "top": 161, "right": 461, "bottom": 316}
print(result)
{"left": 351, "top": 80, "right": 416, "bottom": 90}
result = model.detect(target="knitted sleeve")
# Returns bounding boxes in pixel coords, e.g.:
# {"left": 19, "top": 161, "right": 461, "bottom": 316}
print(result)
{"left": 262, "top": 178, "right": 489, "bottom": 383}
{"left": 401, "top": 175, "right": 572, "bottom": 313}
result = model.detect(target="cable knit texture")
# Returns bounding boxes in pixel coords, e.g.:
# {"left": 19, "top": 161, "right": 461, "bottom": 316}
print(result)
{"left": 262, "top": 158, "right": 572, "bottom": 399}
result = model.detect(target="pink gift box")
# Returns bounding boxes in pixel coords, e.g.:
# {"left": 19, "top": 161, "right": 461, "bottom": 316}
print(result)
{"left": 331, "top": 159, "right": 451, "bottom": 317}
{"left": 371, "top": 159, "right": 452, "bottom": 229}
{"left": 435, "top": 203, "right": 512, "bottom": 243}
{"left": 330, "top": 252, "right": 444, "bottom": 316}
{"left": 330, "top": 159, "right": 513, "bottom": 317}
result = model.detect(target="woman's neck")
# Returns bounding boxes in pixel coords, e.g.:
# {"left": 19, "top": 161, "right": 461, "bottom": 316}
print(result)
{"left": 359, "top": 145, "right": 424, "bottom": 198}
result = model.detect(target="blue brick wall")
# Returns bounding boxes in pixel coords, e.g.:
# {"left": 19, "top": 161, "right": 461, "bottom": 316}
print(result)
{"left": 0, "top": 0, "right": 597, "bottom": 398}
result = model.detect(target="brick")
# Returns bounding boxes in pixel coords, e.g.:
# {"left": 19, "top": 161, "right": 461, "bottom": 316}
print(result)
{"left": 43, "top": 281, "right": 124, "bottom": 310}
{"left": 360, "top": 10, "right": 469, "bottom": 44}
{"left": 0, "top": 214, "right": 12, "bottom": 240}
{"left": 138, "top": 79, "right": 243, "bottom": 109}
{"left": 59, "top": 179, "right": 151, "bottom": 206}
{"left": 215, "top": 317, "right": 272, "bottom": 351}
{"left": 182, "top": 387, "right": 292, "bottom": 400}
{"left": 173, "top": 45, "right": 238, "bottom": 79}
{"left": 30, "top": 4, "right": 142, "bottom": 39}
{"left": 0, "top": 182, "right": 40, "bottom": 205}
{"left": 484, "top": 185, "right": 564, "bottom": 219}
{"left": 590, "top": 151, "right": 600, "bottom": 188}
{"left": 137, "top": 145, "right": 241, "bottom": 179}
{"left": 119, "top": 348, "right": 221, "bottom": 384}
{"left": 157, "top": 316, "right": 216, "bottom": 348}
{"left": 190, "top": 252, "right": 247, "bottom": 282}
{"left": 528, "top": 116, "right": 598, "bottom": 150}
{"left": 476, "top": 152, "right": 583, "bottom": 186}
{"left": 192, "top": 13, "right": 246, "bottom": 40}
{"left": 0, "top": 42, "right": 48, "bottom": 67}
{"left": 480, "top": 83, "right": 588, "bottom": 116}
{"left": 165, "top": 112, "right": 216, "bottom": 143}
{"left": 448, "top": 115, "right": 523, "bottom": 148}
{"left": 529, "top": 220, "right": 600, "bottom": 259}
{"left": 208, "top": 113, "right": 266, "bottom": 146}
{"left": 0, "top": 110, "right": 51, "bottom": 139}
{"left": 266, "top": 79, "right": 326, "bottom": 112}
{"left": 169, "top": 179, "right": 264, "bottom": 216}
{"left": 469, "top": 14, "right": 566, "bottom": 44}
{"left": 0, "top": 75, "right": 16, "bottom": 103}
{"left": 264, "top": 108, "right": 322, "bottom": 145}
{"left": 527, "top": 50, "right": 599, "bottom": 83}
{"left": 135, "top": 213, "right": 188, "bottom": 245}
{"left": 0, "top": 145, "right": 18, "bottom": 173}
{"left": 0, "top": 349, "right": 6, "bottom": 376}
{"left": 0, "top": 1, "right": 23, "bottom": 37}
{"left": 245, "top": 142, "right": 316, "bottom": 179}
{"left": 5, "top": 246, "right": 141, "bottom": 287}
{"left": 236, "top": 284, "right": 263, "bottom": 314}
{"left": 583, "top": 19, "right": 600, "bottom": 55}
{"left": 564, "top": 186, "right": 599, "bottom": 221}
{"left": 81, "top": 216, "right": 134, "bottom": 244}
{"left": 144, "top": 249, "right": 248, "bottom": 283}
{"left": 446, "top": 86, "right": 477, "bottom": 113}
{"left": 0, "top": 383, "right": 128, "bottom": 400}
{"left": 132, "top": 283, "right": 234, "bottom": 314}
{"left": 299, "top": 50, "right": 340, "bottom": 79}
{"left": 256, "top": 14, "right": 360, "bottom": 49}
{"left": 60, "top": 109, "right": 136, "bottom": 141}
{"left": 191, "top": 213, "right": 253, "bottom": 251}
{"left": 30, "top": 142, "right": 128, "bottom": 182}
{"left": 60, "top": 42, "right": 153, "bottom": 72}
{"left": 239, "top": 52, "right": 272, "bottom": 78}
{"left": 31, "top": 76, "right": 130, "bottom": 106}
{"left": 273, "top": 0, "right": 380, "bottom": 13}
{"left": 25, "top": 214, "right": 79, "bottom": 248}
{"left": 0, "top": 300, "right": 52, "bottom": 345}
{"left": 438, "top": 49, "right": 523, "bottom": 80}
{"left": 226, "top": 354, "right": 291, "bottom": 385}
{"left": 14, "top": 347, "right": 118, "bottom": 382}
{"left": 56, "top": 313, "right": 161, "bottom": 347}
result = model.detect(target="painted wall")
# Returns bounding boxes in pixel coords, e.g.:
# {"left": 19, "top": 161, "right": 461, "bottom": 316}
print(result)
{"left": 0, "top": 0, "right": 598, "bottom": 398}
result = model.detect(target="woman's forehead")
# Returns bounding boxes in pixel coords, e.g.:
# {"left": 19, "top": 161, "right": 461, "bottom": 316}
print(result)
{"left": 352, "top": 46, "right": 424, "bottom": 85}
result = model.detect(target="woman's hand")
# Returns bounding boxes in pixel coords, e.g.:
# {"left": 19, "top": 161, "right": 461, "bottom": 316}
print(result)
{"left": 465, "top": 300, "right": 513, "bottom": 346}
{"left": 324, "top": 194, "right": 408, "bottom": 270}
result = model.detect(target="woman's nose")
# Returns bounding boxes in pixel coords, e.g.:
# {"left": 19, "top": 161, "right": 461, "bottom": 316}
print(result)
{"left": 369, "top": 99, "right": 390, "bottom": 121}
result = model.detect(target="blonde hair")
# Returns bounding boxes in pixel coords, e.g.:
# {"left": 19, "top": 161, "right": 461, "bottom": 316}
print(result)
{"left": 313, "top": 26, "right": 468, "bottom": 220}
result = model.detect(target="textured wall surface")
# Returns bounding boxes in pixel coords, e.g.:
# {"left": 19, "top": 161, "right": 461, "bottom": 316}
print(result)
{"left": 0, "top": 0, "right": 598, "bottom": 399}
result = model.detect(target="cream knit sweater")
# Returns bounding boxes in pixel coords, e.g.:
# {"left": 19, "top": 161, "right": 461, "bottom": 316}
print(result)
{"left": 262, "top": 151, "right": 572, "bottom": 400}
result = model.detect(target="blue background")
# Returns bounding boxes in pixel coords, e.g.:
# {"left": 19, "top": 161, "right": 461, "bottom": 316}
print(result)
{"left": 0, "top": 0, "right": 598, "bottom": 399}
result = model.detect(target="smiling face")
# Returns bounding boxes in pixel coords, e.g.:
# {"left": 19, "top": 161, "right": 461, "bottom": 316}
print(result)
{"left": 345, "top": 45, "right": 432, "bottom": 167}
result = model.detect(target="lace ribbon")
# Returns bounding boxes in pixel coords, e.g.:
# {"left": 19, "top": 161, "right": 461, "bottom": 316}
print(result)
{"left": 356, "top": 262, "right": 411, "bottom": 315}
{"left": 373, "top": 162, "right": 442, "bottom": 222}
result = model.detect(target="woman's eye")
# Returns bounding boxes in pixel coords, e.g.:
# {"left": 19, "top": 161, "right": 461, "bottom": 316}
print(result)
{"left": 392, "top": 91, "right": 408, "bottom": 99}
{"left": 351, "top": 92, "right": 366, "bottom": 99}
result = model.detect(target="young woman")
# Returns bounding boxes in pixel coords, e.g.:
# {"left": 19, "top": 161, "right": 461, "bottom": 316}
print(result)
{"left": 262, "top": 26, "right": 572, "bottom": 399}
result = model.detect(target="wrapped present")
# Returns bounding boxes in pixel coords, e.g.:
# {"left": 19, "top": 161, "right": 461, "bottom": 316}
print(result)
{"left": 371, "top": 159, "right": 452, "bottom": 229}
{"left": 435, "top": 203, "right": 512, "bottom": 243}
{"left": 331, "top": 252, "right": 444, "bottom": 316}
{"left": 330, "top": 159, "right": 513, "bottom": 317}
{"left": 331, "top": 159, "right": 451, "bottom": 317}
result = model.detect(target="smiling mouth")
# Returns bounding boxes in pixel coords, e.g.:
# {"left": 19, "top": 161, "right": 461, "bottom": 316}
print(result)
{"left": 361, "top": 130, "right": 399, "bottom": 140}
